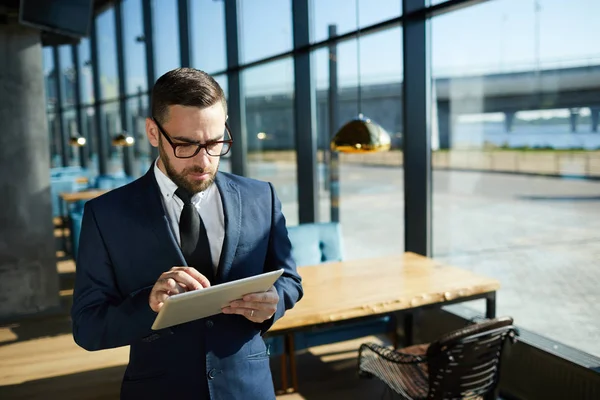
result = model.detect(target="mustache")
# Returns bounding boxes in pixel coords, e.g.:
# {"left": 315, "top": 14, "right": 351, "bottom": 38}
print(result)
{"left": 184, "top": 166, "right": 211, "bottom": 174}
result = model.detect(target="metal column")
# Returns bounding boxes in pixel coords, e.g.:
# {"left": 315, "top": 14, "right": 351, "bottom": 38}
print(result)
{"left": 292, "top": 0, "right": 319, "bottom": 223}
{"left": 178, "top": 0, "right": 192, "bottom": 68}
{"left": 328, "top": 24, "right": 339, "bottom": 223}
{"left": 115, "top": 1, "right": 134, "bottom": 176}
{"left": 52, "top": 46, "right": 69, "bottom": 167}
{"left": 142, "top": 0, "right": 158, "bottom": 159}
{"left": 403, "top": 0, "right": 432, "bottom": 256}
{"left": 71, "top": 44, "right": 88, "bottom": 168}
{"left": 224, "top": 0, "right": 248, "bottom": 176}
{"left": 90, "top": 16, "right": 109, "bottom": 175}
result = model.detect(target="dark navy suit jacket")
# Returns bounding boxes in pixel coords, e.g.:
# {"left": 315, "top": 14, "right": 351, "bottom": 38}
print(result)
{"left": 71, "top": 168, "right": 303, "bottom": 399}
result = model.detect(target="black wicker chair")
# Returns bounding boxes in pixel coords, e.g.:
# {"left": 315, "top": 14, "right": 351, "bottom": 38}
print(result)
{"left": 358, "top": 316, "right": 518, "bottom": 400}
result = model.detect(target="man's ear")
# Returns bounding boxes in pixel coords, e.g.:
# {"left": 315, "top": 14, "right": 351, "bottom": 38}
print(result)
{"left": 145, "top": 118, "right": 159, "bottom": 148}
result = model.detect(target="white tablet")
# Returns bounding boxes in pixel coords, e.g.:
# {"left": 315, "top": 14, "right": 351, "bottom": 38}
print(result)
{"left": 151, "top": 269, "right": 284, "bottom": 330}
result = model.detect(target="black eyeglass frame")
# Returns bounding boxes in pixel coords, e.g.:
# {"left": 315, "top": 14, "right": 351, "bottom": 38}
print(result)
{"left": 152, "top": 117, "right": 234, "bottom": 158}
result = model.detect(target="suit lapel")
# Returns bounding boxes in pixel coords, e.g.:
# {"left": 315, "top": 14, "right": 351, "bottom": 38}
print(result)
{"left": 135, "top": 167, "right": 186, "bottom": 267}
{"left": 215, "top": 172, "right": 241, "bottom": 284}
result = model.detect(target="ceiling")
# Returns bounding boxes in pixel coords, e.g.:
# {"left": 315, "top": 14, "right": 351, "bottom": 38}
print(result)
{"left": 0, "top": 0, "right": 116, "bottom": 46}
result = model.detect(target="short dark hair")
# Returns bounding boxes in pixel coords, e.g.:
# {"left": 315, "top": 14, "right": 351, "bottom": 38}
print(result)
{"left": 151, "top": 68, "right": 227, "bottom": 124}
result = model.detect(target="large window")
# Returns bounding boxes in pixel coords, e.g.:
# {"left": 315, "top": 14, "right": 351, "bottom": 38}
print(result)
{"left": 190, "top": 0, "right": 226, "bottom": 74}
{"left": 239, "top": 0, "right": 292, "bottom": 64}
{"left": 58, "top": 45, "right": 76, "bottom": 108}
{"left": 310, "top": 0, "right": 401, "bottom": 43}
{"left": 123, "top": 0, "right": 148, "bottom": 95}
{"left": 96, "top": 7, "right": 119, "bottom": 100}
{"left": 243, "top": 58, "right": 296, "bottom": 223}
{"left": 313, "top": 25, "right": 404, "bottom": 260}
{"left": 152, "top": 0, "right": 180, "bottom": 77}
{"left": 77, "top": 38, "right": 94, "bottom": 104}
{"left": 431, "top": 0, "right": 600, "bottom": 357}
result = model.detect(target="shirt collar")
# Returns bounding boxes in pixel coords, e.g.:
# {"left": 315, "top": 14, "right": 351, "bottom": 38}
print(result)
{"left": 153, "top": 158, "right": 211, "bottom": 205}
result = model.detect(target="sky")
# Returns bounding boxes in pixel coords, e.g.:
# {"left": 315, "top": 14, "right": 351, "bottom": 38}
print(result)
{"left": 46, "top": 0, "right": 600, "bottom": 111}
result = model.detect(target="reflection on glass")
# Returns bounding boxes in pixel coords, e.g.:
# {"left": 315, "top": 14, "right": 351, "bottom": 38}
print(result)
{"left": 78, "top": 38, "right": 94, "bottom": 104}
{"left": 82, "top": 106, "right": 97, "bottom": 174}
{"left": 43, "top": 47, "right": 56, "bottom": 112}
{"left": 64, "top": 109, "right": 79, "bottom": 166}
{"left": 96, "top": 7, "right": 119, "bottom": 100}
{"left": 313, "top": 27, "right": 403, "bottom": 260}
{"left": 191, "top": 0, "right": 226, "bottom": 74}
{"left": 242, "top": 59, "right": 296, "bottom": 223}
{"left": 431, "top": 0, "right": 600, "bottom": 357}
{"left": 127, "top": 96, "right": 150, "bottom": 177}
{"left": 47, "top": 112, "right": 60, "bottom": 167}
{"left": 102, "top": 101, "right": 124, "bottom": 174}
{"left": 211, "top": 74, "right": 230, "bottom": 174}
{"left": 240, "top": 0, "right": 292, "bottom": 64}
{"left": 58, "top": 46, "right": 76, "bottom": 107}
{"left": 123, "top": 0, "right": 148, "bottom": 94}
{"left": 311, "top": 0, "right": 401, "bottom": 43}
{"left": 152, "top": 0, "right": 180, "bottom": 77}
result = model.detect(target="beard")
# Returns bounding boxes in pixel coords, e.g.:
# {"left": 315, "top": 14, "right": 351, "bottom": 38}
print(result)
{"left": 159, "top": 140, "right": 218, "bottom": 194}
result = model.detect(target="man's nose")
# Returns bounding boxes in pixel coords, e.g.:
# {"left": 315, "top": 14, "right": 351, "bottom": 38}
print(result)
{"left": 193, "top": 147, "right": 211, "bottom": 165}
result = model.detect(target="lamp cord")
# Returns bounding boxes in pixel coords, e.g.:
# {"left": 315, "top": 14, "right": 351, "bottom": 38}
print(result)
{"left": 356, "top": 0, "right": 362, "bottom": 117}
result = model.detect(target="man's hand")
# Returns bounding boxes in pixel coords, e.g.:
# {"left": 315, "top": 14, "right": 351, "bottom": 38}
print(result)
{"left": 149, "top": 266, "right": 211, "bottom": 313}
{"left": 222, "top": 286, "right": 279, "bottom": 323}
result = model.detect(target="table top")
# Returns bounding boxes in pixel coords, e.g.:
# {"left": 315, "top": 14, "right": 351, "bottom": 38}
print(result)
{"left": 270, "top": 252, "right": 500, "bottom": 333}
{"left": 59, "top": 189, "right": 109, "bottom": 202}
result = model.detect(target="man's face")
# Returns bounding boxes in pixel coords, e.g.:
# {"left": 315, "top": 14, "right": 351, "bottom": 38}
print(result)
{"left": 146, "top": 103, "right": 227, "bottom": 194}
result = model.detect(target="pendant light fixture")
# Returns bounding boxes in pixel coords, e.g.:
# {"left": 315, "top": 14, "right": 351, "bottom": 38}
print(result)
{"left": 330, "top": 0, "right": 391, "bottom": 153}
{"left": 112, "top": 132, "right": 135, "bottom": 147}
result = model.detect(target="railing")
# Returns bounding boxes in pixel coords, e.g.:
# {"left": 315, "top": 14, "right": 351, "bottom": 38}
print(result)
{"left": 247, "top": 149, "right": 600, "bottom": 179}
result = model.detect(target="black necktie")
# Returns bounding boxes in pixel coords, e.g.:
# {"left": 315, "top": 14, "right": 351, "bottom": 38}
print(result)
{"left": 175, "top": 188, "right": 214, "bottom": 281}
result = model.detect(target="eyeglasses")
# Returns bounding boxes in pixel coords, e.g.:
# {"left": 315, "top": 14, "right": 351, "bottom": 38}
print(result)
{"left": 152, "top": 117, "right": 233, "bottom": 158}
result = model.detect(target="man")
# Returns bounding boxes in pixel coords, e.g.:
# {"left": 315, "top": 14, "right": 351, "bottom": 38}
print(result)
{"left": 71, "top": 68, "right": 303, "bottom": 399}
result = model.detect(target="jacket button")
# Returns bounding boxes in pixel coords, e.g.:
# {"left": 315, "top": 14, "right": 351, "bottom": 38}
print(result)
{"left": 205, "top": 319, "right": 214, "bottom": 328}
{"left": 207, "top": 369, "right": 218, "bottom": 380}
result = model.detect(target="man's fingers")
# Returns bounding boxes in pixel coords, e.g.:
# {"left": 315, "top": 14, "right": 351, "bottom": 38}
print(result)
{"left": 222, "top": 306, "right": 258, "bottom": 319}
{"left": 243, "top": 289, "right": 278, "bottom": 303}
{"left": 170, "top": 266, "right": 211, "bottom": 288}
{"left": 230, "top": 301, "right": 265, "bottom": 311}
{"left": 162, "top": 270, "right": 203, "bottom": 291}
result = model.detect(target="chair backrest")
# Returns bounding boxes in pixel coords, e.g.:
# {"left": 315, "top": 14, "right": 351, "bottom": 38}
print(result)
{"left": 287, "top": 222, "right": 343, "bottom": 267}
{"left": 425, "top": 316, "right": 517, "bottom": 399}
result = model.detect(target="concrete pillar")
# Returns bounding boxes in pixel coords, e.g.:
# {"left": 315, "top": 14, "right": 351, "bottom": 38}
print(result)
{"left": 0, "top": 23, "right": 60, "bottom": 319}
{"left": 437, "top": 101, "right": 452, "bottom": 149}
{"left": 504, "top": 111, "right": 516, "bottom": 132}
{"left": 569, "top": 108, "right": 580, "bottom": 133}
{"left": 591, "top": 107, "right": 599, "bottom": 133}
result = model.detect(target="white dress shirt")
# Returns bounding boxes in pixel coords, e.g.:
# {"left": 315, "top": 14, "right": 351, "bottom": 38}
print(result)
{"left": 154, "top": 160, "right": 225, "bottom": 274}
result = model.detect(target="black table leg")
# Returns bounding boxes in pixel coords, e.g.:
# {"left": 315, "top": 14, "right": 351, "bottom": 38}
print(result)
{"left": 486, "top": 292, "right": 496, "bottom": 319}
{"left": 403, "top": 312, "right": 414, "bottom": 346}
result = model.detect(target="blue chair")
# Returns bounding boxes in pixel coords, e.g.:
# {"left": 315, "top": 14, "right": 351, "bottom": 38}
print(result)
{"left": 265, "top": 222, "right": 396, "bottom": 389}
{"left": 70, "top": 209, "right": 84, "bottom": 258}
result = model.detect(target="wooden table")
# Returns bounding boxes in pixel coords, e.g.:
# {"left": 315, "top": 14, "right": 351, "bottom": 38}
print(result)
{"left": 270, "top": 252, "right": 500, "bottom": 392}
{"left": 59, "top": 189, "right": 109, "bottom": 203}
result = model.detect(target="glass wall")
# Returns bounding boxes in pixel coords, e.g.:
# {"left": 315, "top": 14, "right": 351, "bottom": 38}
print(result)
{"left": 152, "top": 0, "right": 180, "bottom": 77}
{"left": 190, "top": 0, "right": 226, "bottom": 74}
{"left": 431, "top": 0, "right": 600, "bottom": 357}
{"left": 239, "top": 0, "right": 293, "bottom": 64}
{"left": 311, "top": 0, "right": 401, "bottom": 43}
{"left": 123, "top": 0, "right": 148, "bottom": 95}
{"left": 96, "top": 7, "right": 119, "bottom": 100}
{"left": 312, "top": 25, "right": 405, "bottom": 259}
{"left": 243, "top": 59, "right": 297, "bottom": 223}
{"left": 77, "top": 38, "right": 94, "bottom": 104}
{"left": 40, "top": 0, "right": 600, "bottom": 362}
